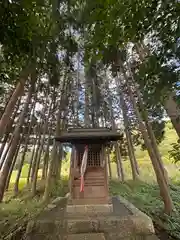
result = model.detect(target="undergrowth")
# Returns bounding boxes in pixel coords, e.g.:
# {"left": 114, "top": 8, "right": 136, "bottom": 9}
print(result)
{"left": 0, "top": 177, "right": 68, "bottom": 239}
{"left": 110, "top": 179, "right": 180, "bottom": 239}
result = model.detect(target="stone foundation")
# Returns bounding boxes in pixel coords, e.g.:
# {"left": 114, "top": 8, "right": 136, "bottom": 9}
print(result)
{"left": 25, "top": 196, "right": 159, "bottom": 240}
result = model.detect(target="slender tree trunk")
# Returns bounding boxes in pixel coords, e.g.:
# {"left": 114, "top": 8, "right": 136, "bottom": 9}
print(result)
{"left": 128, "top": 128, "right": 140, "bottom": 174}
{"left": 43, "top": 78, "right": 70, "bottom": 201}
{"left": 116, "top": 144, "right": 124, "bottom": 181}
{"left": 27, "top": 134, "right": 38, "bottom": 185}
{"left": 134, "top": 44, "right": 170, "bottom": 178}
{"left": 0, "top": 97, "right": 21, "bottom": 160}
{"left": 0, "top": 136, "right": 13, "bottom": 170}
{"left": 5, "top": 136, "right": 22, "bottom": 190}
{"left": 121, "top": 74, "right": 173, "bottom": 214}
{"left": 30, "top": 127, "right": 42, "bottom": 183}
{"left": 107, "top": 152, "right": 112, "bottom": 179}
{"left": 128, "top": 66, "right": 168, "bottom": 184}
{"left": 84, "top": 74, "right": 91, "bottom": 127}
{"left": 115, "top": 151, "right": 121, "bottom": 179}
{"left": 32, "top": 99, "right": 52, "bottom": 196}
{"left": 0, "top": 132, "right": 11, "bottom": 161}
{"left": 0, "top": 65, "right": 35, "bottom": 139}
{"left": 53, "top": 145, "right": 63, "bottom": 180}
{"left": 0, "top": 79, "right": 34, "bottom": 202}
{"left": 43, "top": 103, "right": 61, "bottom": 201}
{"left": 41, "top": 142, "right": 50, "bottom": 180}
{"left": 0, "top": 81, "right": 25, "bottom": 139}
{"left": 118, "top": 87, "right": 139, "bottom": 179}
{"left": 14, "top": 98, "right": 36, "bottom": 194}
{"left": 164, "top": 93, "right": 180, "bottom": 138}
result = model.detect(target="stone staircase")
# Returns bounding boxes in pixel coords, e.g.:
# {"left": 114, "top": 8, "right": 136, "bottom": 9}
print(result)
{"left": 66, "top": 233, "right": 106, "bottom": 240}
{"left": 64, "top": 199, "right": 158, "bottom": 240}
{"left": 25, "top": 196, "right": 159, "bottom": 240}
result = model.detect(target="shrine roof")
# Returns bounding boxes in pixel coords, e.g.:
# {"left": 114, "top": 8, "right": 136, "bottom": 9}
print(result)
{"left": 55, "top": 128, "right": 123, "bottom": 144}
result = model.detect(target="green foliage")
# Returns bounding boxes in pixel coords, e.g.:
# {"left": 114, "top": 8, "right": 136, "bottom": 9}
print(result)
{"left": 169, "top": 140, "right": 180, "bottom": 164}
{"left": 110, "top": 180, "right": 180, "bottom": 239}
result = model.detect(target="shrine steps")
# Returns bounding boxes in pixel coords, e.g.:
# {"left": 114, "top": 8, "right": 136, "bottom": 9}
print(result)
{"left": 68, "top": 197, "right": 110, "bottom": 205}
{"left": 65, "top": 216, "right": 158, "bottom": 240}
{"left": 65, "top": 197, "right": 159, "bottom": 240}
{"left": 66, "top": 203, "right": 113, "bottom": 217}
{"left": 25, "top": 196, "right": 159, "bottom": 240}
{"left": 73, "top": 178, "right": 104, "bottom": 186}
{"left": 65, "top": 233, "right": 105, "bottom": 240}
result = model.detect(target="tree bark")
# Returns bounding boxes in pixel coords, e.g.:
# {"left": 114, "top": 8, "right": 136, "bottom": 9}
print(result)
{"left": 31, "top": 99, "right": 52, "bottom": 196}
{"left": 0, "top": 135, "right": 13, "bottom": 170}
{"left": 14, "top": 97, "right": 36, "bottom": 194}
{"left": 0, "top": 79, "right": 34, "bottom": 202}
{"left": 84, "top": 73, "right": 91, "bottom": 127}
{"left": 5, "top": 136, "right": 22, "bottom": 191}
{"left": 30, "top": 130, "right": 42, "bottom": 183}
{"left": 27, "top": 133, "right": 38, "bottom": 185}
{"left": 117, "top": 86, "right": 139, "bottom": 179}
{"left": 41, "top": 135, "right": 50, "bottom": 180}
{"left": 43, "top": 101, "right": 61, "bottom": 201}
{"left": 119, "top": 73, "right": 173, "bottom": 214}
{"left": 116, "top": 143, "right": 124, "bottom": 181}
{"left": 107, "top": 151, "right": 112, "bottom": 179}
{"left": 0, "top": 81, "right": 25, "bottom": 139}
{"left": 127, "top": 66, "right": 168, "bottom": 184}
{"left": 128, "top": 128, "right": 140, "bottom": 175}
{"left": 164, "top": 92, "right": 180, "bottom": 138}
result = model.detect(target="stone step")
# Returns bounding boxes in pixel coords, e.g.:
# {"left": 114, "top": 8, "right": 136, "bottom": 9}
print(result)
{"left": 68, "top": 198, "right": 110, "bottom": 205}
{"left": 66, "top": 216, "right": 155, "bottom": 238}
{"left": 73, "top": 179, "right": 104, "bottom": 185}
{"left": 66, "top": 204, "right": 113, "bottom": 216}
{"left": 65, "top": 233, "right": 105, "bottom": 240}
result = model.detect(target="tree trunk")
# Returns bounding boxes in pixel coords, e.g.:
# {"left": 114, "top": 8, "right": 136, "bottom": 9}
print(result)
{"left": 84, "top": 73, "right": 91, "bottom": 127}
{"left": 0, "top": 65, "right": 35, "bottom": 140}
{"left": 5, "top": 136, "right": 22, "bottom": 191}
{"left": 0, "top": 136, "right": 13, "bottom": 170}
{"left": 0, "top": 79, "right": 34, "bottom": 202}
{"left": 41, "top": 137, "right": 50, "bottom": 180}
{"left": 14, "top": 98, "right": 36, "bottom": 194}
{"left": 0, "top": 81, "right": 25, "bottom": 139}
{"left": 134, "top": 44, "right": 170, "bottom": 179}
{"left": 128, "top": 66, "right": 168, "bottom": 184}
{"left": 116, "top": 143, "right": 124, "bottom": 181}
{"left": 164, "top": 93, "right": 180, "bottom": 138}
{"left": 0, "top": 97, "right": 21, "bottom": 160}
{"left": 120, "top": 73, "right": 173, "bottom": 214}
{"left": 27, "top": 134, "right": 38, "bottom": 185}
{"left": 30, "top": 126, "right": 42, "bottom": 183}
{"left": 53, "top": 145, "right": 63, "bottom": 180}
{"left": 43, "top": 77, "right": 71, "bottom": 201}
{"left": 128, "top": 128, "right": 140, "bottom": 175}
{"left": 107, "top": 152, "right": 112, "bottom": 179}
{"left": 118, "top": 87, "right": 139, "bottom": 179}
{"left": 31, "top": 99, "right": 52, "bottom": 196}
{"left": 43, "top": 104, "right": 61, "bottom": 201}
{"left": 0, "top": 129, "right": 11, "bottom": 161}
